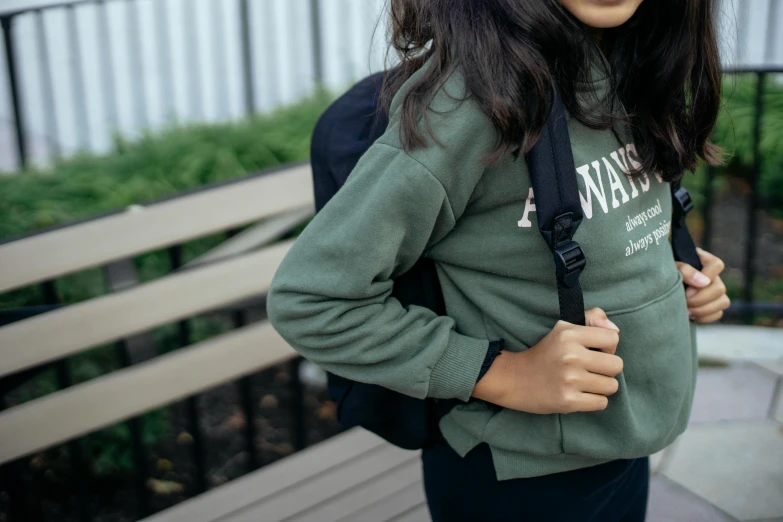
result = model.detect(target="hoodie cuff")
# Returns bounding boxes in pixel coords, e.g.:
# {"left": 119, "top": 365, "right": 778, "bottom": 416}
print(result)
{"left": 427, "top": 331, "right": 492, "bottom": 402}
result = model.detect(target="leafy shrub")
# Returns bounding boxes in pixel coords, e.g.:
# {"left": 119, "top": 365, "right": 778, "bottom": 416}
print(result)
{"left": 0, "top": 92, "right": 330, "bottom": 239}
{"left": 709, "top": 73, "right": 783, "bottom": 215}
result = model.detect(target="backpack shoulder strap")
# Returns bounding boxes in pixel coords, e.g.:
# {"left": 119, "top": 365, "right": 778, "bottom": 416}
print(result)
{"left": 670, "top": 182, "right": 703, "bottom": 270}
{"left": 525, "top": 94, "right": 703, "bottom": 326}
{"left": 525, "top": 90, "right": 587, "bottom": 326}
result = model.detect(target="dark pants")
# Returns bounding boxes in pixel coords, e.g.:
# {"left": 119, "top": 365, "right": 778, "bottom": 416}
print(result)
{"left": 422, "top": 441, "right": 649, "bottom": 522}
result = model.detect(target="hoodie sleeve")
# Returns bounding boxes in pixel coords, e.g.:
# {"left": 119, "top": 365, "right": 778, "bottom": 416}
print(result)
{"left": 267, "top": 137, "right": 491, "bottom": 402}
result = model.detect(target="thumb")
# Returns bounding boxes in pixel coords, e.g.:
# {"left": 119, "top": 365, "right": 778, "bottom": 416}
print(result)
{"left": 676, "top": 261, "right": 711, "bottom": 288}
{"left": 585, "top": 307, "right": 620, "bottom": 332}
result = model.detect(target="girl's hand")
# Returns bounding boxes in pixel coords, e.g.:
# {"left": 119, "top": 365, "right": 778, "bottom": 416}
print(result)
{"left": 472, "top": 308, "right": 623, "bottom": 414}
{"left": 675, "top": 248, "right": 731, "bottom": 324}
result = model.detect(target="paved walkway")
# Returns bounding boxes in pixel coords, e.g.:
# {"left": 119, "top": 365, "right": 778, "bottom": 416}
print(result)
{"left": 647, "top": 326, "right": 783, "bottom": 522}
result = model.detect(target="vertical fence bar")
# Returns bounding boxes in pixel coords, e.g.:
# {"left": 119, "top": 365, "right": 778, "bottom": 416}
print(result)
{"left": 701, "top": 165, "right": 715, "bottom": 253}
{"left": 66, "top": 4, "right": 90, "bottom": 150}
{"left": 183, "top": 362, "right": 208, "bottom": 493}
{"left": 118, "top": 377, "right": 151, "bottom": 516}
{"left": 289, "top": 357, "right": 307, "bottom": 451}
{"left": 112, "top": 340, "right": 152, "bottom": 517}
{"left": 234, "top": 311, "right": 260, "bottom": 470}
{"left": 168, "top": 246, "right": 209, "bottom": 494}
{"left": 1, "top": 14, "right": 27, "bottom": 170}
{"left": 35, "top": 10, "right": 61, "bottom": 159}
{"left": 1, "top": 392, "right": 39, "bottom": 521}
{"left": 221, "top": 226, "right": 261, "bottom": 470}
{"left": 212, "top": 0, "right": 230, "bottom": 120}
{"left": 128, "top": 420, "right": 151, "bottom": 517}
{"left": 239, "top": 0, "right": 254, "bottom": 115}
{"left": 745, "top": 72, "right": 765, "bottom": 324}
{"left": 126, "top": 0, "right": 148, "bottom": 130}
{"left": 155, "top": 0, "right": 174, "bottom": 118}
{"left": 183, "top": 5, "right": 203, "bottom": 119}
{"left": 96, "top": 0, "right": 119, "bottom": 133}
{"left": 42, "top": 281, "right": 92, "bottom": 522}
{"left": 54, "top": 364, "right": 92, "bottom": 522}
{"left": 1, "top": 459, "right": 32, "bottom": 521}
{"left": 309, "top": 0, "right": 323, "bottom": 84}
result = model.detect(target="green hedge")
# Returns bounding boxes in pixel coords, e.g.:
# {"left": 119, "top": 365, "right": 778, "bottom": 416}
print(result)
{"left": 709, "top": 73, "right": 783, "bottom": 214}
{"left": 0, "top": 92, "right": 332, "bottom": 240}
{"left": 2, "top": 75, "right": 782, "bottom": 243}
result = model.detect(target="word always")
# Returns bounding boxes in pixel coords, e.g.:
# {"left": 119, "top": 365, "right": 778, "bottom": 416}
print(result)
{"left": 625, "top": 198, "right": 663, "bottom": 232}
{"left": 518, "top": 143, "right": 664, "bottom": 228}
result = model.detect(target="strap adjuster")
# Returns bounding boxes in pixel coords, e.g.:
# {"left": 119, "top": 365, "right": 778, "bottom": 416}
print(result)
{"left": 673, "top": 187, "right": 694, "bottom": 218}
{"left": 554, "top": 241, "right": 586, "bottom": 288}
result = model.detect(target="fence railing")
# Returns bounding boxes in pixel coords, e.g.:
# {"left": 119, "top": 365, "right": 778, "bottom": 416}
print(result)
{"left": 705, "top": 67, "right": 783, "bottom": 321}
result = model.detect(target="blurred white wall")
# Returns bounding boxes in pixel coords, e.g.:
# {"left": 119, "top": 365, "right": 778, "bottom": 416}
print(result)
{"left": 0, "top": 0, "right": 388, "bottom": 170}
{"left": 0, "top": 0, "right": 779, "bottom": 171}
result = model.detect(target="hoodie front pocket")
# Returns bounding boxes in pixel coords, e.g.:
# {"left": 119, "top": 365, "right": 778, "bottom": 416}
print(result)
{"left": 559, "top": 273, "right": 697, "bottom": 459}
{"left": 479, "top": 406, "right": 564, "bottom": 457}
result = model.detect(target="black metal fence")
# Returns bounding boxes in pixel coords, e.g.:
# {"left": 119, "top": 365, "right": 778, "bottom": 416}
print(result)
{"left": 708, "top": 67, "right": 783, "bottom": 320}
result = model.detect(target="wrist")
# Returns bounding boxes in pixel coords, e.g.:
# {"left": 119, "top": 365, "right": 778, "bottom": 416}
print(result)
{"left": 476, "top": 339, "right": 505, "bottom": 383}
{"left": 472, "top": 350, "right": 511, "bottom": 403}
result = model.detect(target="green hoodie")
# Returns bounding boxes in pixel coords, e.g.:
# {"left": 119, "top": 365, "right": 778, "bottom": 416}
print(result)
{"left": 267, "top": 66, "right": 697, "bottom": 480}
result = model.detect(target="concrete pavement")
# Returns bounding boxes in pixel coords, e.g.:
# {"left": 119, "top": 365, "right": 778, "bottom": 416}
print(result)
{"left": 646, "top": 326, "right": 783, "bottom": 522}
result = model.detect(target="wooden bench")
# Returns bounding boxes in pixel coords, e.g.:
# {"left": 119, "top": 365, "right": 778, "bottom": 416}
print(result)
{"left": 0, "top": 164, "right": 312, "bottom": 466}
{"left": 140, "top": 428, "right": 428, "bottom": 522}
{"left": 0, "top": 162, "right": 426, "bottom": 522}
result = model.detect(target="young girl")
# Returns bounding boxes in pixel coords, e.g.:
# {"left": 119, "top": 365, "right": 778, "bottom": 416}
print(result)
{"left": 268, "top": 0, "right": 731, "bottom": 520}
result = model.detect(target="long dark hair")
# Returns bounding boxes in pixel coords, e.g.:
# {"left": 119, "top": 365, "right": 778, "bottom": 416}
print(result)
{"left": 382, "top": 0, "right": 723, "bottom": 180}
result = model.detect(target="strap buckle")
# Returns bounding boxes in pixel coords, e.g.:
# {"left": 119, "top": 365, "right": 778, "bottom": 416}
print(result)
{"left": 672, "top": 187, "right": 694, "bottom": 225}
{"left": 554, "top": 241, "right": 586, "bottom": 288}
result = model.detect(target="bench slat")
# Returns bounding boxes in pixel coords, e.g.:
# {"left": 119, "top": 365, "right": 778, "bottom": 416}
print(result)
{"left": 0, "top": 321, "right": 294, "bottom": 464}
{"left": 226, "top": 445, "right": 419, "bottom": 522}
{"left": 338, "top": 481, "right": 427, "bottom": 522}
{"left": 140, "top": 428, "right": 388, "bottom": 522}
{"left": 185, "top": 206, "right": 312, "bottom": 269}
{"left": 0, "top": 240, "right": 292, "bottom": 379}
{"left": 290, "top": 460, "right": 423, "bottom": 522}
{"left": 0, "top": 164, "right": 313, "bottom": 293}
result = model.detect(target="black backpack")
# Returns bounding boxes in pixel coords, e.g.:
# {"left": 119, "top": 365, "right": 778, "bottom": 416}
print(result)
{"left": 309, "top": 72, "right": 701, "bottom": 450}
